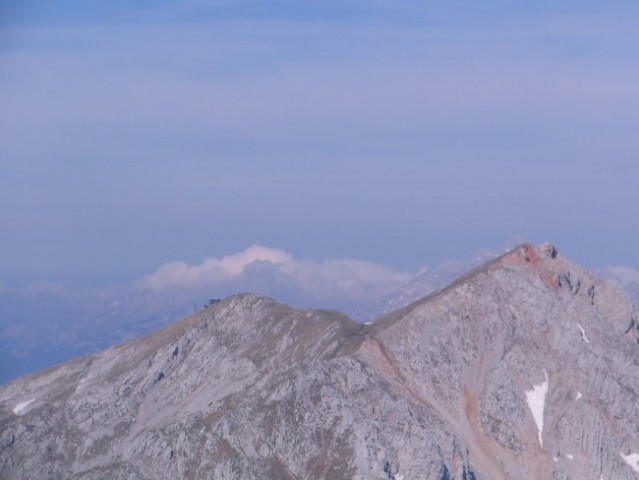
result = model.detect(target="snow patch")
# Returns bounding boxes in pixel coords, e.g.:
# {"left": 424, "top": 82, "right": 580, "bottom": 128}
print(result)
{"left": 575, "top": 391, "right": 582, "bottom": 401}
{"left": 577, "top": 323, "right": 590, "bottom": 343}
{"left": 13, "top": 399, "right": 35, "bottom": 415}
{"left": 566, "top": 454, "right": 573, "bottom": 460}
{"left": 621, "top": 452, "right": 639, "bottom": 474}
{"left": 526, "top": 370, "right": 549, "bottom": 448}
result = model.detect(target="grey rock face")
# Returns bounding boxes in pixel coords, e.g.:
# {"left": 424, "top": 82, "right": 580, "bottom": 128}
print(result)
{"left": 1, "top": 244, "right": 639, "bottom": 479}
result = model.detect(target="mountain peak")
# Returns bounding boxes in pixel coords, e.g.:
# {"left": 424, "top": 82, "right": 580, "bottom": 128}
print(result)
{"left": 499, "top": 242, "right": 564, "bottom": 288}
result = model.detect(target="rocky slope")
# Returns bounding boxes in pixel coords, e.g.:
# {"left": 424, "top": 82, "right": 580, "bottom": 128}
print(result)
{"left": 1, "top": 243, "right": 639, "bottom": 479}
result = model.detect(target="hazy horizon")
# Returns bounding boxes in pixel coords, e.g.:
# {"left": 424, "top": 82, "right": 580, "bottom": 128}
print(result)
{"left": 3, "top": 1, "right": 639, "bottom": 290}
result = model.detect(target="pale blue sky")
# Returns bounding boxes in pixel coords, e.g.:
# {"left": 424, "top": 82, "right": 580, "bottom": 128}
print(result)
{"left": 2, "top": 1, "right": 639, "bottom": 289}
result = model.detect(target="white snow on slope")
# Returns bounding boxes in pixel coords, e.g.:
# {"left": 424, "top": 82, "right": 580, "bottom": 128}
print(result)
{"left": 577, "top": 323, "right": 590, "bottom": 343}
{"left": 621, "top": 453, "right": 639, "bottom": 474}
{"left": 526, "top": 370, "right": 549, "bottom": 448}
{"left": 576, "top": 391, "right": 582, "bottom": 401}
{"left": 13, "top": 399, "right": 34, "bottom": 415}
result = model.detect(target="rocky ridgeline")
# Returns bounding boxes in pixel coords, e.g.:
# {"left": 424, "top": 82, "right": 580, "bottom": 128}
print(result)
{"left": 1, "top": 244, "right": 639, "bottom": 479}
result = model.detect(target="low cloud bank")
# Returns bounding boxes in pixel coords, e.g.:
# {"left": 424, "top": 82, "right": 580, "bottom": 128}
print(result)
{"left": 135, "top": 244, "right": 412, "bottom": 309}
{"left": 135, "top": 245, "right": 293, "bottom": 291}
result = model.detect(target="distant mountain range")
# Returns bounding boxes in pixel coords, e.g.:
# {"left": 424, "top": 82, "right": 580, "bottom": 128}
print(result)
{"left": 1, "top": 243, "right": 638, "bottom": 385}
{"left": 351, "top": 247, "right": 503, "bottom": 321}
{"left": 2, "top": 243, "right": 639, "bottom": 479}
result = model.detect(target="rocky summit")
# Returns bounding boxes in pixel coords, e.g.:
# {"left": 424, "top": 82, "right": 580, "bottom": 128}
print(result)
{"left": 2, "top": 243, "right": 639, "bottom": 480}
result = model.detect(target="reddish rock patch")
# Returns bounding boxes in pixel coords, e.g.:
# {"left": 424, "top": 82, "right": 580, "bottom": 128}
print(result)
{"left": 500, "top": 244, "right": 558, "bottom": 288}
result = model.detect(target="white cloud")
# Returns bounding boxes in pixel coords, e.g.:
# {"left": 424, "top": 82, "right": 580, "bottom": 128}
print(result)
{"left": 599, "top": 265, "right": 639, "bottom": 287}
{"left": 135, "top": 245, "right": 292, "bottom": 291}
{"left": 135, "top": 245, "right": 412, "bottom": 308}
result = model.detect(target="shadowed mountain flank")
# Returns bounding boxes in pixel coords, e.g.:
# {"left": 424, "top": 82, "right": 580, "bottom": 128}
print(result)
{"left": 1, "top": 244, "right": 639, "bottom": 479}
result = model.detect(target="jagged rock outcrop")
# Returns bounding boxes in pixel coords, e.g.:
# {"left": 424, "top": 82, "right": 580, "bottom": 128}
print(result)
{"left": 1, "top": 243, "right": 639, "bottom": 479}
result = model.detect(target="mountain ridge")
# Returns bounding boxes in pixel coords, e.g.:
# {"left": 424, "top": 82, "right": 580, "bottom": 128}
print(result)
{"left": 2, "top": 243, "right": 639, "bottom": 479}
{"left": 5, "top": 240, "right": 639, "bottom": 386}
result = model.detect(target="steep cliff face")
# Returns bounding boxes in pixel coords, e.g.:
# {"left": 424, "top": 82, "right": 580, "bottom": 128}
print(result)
{"left": 1, "top": 244, "right": 638, "bottom": 479}
{"left": 369, "top": 243, "right": 639, "bottom": 479}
